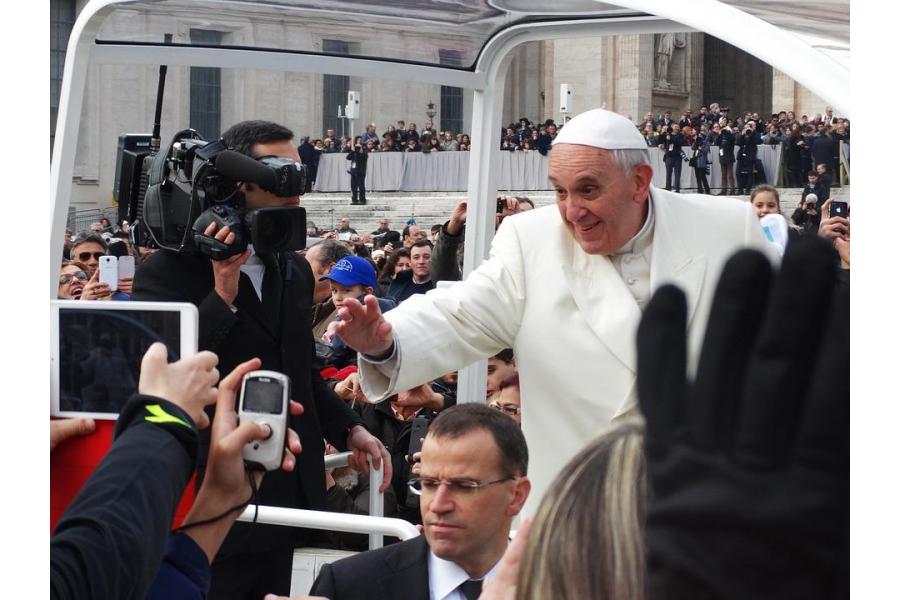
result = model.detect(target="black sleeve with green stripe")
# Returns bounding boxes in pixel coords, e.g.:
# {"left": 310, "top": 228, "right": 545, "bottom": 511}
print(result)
{"left": 51, "top": 395, "right": 200, "bottom": 600}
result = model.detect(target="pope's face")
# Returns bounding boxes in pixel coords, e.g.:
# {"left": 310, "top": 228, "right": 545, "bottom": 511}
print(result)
{"left": 549, "top": 144, "right": 652, "bottom": 256}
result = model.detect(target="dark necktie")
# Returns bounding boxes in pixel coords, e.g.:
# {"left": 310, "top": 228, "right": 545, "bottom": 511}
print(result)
{"left": 457, "top": 579, "right": 482, "bottom": 600}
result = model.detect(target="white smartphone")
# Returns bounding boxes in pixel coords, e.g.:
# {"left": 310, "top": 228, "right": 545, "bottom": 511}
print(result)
{"left": 98, "top": 256, "right": 118, "bottom": 291}
{"left": 50, "top": 300, "right": 199, "bottom": 420}
{"left": 118, "top": 255, "right": 135, "bottom": 279}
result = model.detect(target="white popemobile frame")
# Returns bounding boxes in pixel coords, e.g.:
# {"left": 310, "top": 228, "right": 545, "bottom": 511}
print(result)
{"left": 49, "top": 0, "right": 848, "bottom": 551}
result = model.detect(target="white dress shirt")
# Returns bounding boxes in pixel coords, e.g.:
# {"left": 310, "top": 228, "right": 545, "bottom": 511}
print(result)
{"left": 427, "top": 550, "right": 498, "bottom": 600}
{"left": 239, "top": 245, "right": 266, "bottom": 301}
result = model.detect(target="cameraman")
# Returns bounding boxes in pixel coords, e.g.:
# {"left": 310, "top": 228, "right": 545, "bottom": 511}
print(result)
{"left": 657, "top": 124, "right": 686, "bottom": 192}
{"left": 133, "top": 120, "right": 391, "bottom": 600}
{"left": 347, "top": 138, "right": 368, "bottom": 205}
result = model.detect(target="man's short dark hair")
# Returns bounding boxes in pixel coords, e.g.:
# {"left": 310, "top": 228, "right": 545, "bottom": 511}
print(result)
{"left": 402, "top": 225, "right": 414, "bottom": 239}
{"left": 492, "top": 348, "right": 515, "bottom": 364}
{"left": 430, "top": 224, "right": 442, "bottom": 235}
{"left": 807, "top": 170, "right": 818, "bottom": 178}
{"left": 428, "top": 403, "right": 528, "bottom": 476}
{"left": 222, "top": 120, "right": 294, "bottom": 157}
{"left": 71, "top": 232, "right": 107, "bottom": 251}
{"left": 310, "top": 239, "right": 351, "bottom": 265}
{"left": 515, "top": 196, "right": 535, "bottom": 209}
{"left": 411, "top": 239, "right": 433, "bottom": 250}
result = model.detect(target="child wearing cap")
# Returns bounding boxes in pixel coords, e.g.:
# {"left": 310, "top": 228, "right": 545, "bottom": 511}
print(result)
{"left": 321, "top": 256, "right": 396, "bottom": 368}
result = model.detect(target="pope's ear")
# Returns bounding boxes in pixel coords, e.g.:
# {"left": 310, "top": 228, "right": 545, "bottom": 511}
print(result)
{"left": 631, "top": 163, "right": 654, "bottom": 202}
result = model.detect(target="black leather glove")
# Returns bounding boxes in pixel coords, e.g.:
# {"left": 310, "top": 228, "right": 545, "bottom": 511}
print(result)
{"left": 637, "top": 236, "right": 848, "bottom": 600}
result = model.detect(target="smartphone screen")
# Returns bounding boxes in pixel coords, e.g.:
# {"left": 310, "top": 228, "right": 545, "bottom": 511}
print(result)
{"left": 830, "top": 202, "right": 849, "bottom": 218}
{"left": 118, "top": 255, "right": 135, "bottom": 279}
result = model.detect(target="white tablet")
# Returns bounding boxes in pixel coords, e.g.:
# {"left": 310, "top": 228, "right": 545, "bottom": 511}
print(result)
{"left": 50, "top": 300, "right": 199, "bottom": 420}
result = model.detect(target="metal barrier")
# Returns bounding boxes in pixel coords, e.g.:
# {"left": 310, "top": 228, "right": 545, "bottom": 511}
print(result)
{"left": 236, "top": 453, "right": 416, "bottom": 551}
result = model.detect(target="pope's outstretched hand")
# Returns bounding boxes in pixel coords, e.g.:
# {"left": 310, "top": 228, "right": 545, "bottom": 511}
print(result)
{"left": 326, "top": 295, "right": 394, "bottom": 359}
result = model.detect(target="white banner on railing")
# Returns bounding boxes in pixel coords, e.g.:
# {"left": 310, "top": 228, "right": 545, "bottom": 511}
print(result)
{"left": 310, "top": 146, "right": 782, "bottom": 193}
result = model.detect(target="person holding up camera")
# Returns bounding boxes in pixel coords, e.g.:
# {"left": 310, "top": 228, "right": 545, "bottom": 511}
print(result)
{"left": 133, "top": 120, "right": 391, "bottom": 600}
{"left": 658, "top": 124, "right": 686, "bottom": 192}
{"left": 347, "top": 137, "right": 368, "bottom": 205}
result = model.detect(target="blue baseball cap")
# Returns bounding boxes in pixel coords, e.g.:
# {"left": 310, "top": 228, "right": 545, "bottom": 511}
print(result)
{"left": 320, "top": 256, "right": 378, "bottom": 289}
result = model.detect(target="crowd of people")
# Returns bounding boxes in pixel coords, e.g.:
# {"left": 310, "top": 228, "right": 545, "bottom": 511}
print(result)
{"left": 51, "top": 109, "right": 847, "bottom": 600}
{"left": 635, "top": 102, "right": 849, "bottom": 194}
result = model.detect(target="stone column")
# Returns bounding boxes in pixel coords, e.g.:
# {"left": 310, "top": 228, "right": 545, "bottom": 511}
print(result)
{"left": 610, "top": 34, "right": 652, "bottom": 121}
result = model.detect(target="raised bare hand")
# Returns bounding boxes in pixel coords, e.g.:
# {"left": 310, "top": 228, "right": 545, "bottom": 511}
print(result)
{"left": 326, "top": 295, "right": 394, "bottom": 359}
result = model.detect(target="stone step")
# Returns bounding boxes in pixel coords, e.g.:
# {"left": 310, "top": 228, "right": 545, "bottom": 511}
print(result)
{"left": 300, "top": 187, "right": 850, "bottom": 234}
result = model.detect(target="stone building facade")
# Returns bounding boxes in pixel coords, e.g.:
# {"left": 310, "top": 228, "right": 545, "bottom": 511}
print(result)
{"left": 54, "top": 2, "right": 829, "bottom": 210}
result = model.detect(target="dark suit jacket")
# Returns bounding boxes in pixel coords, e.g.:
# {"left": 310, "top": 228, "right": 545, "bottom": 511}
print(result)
{"left": 133, "top": 249, "right": 362, "bottom": 554}
{"left": 310, "top": 535, "right": 430, "bottom": 600}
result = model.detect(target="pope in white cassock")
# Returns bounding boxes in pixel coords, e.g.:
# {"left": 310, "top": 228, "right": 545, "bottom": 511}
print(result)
{"left": 330, "top": 108, "right": 776, "bottom": 513}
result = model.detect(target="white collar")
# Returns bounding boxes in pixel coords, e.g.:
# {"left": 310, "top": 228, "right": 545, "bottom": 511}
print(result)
{"left": 428, "top": 549, "right": 499, "bottom": 600}
{"left": 243, "top": 244, "right": 263, "bottom": 264}
{"left": 614, "top": 194, "right": 655, "bottom": 256}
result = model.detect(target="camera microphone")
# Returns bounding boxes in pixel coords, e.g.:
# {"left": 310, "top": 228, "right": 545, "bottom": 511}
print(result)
{"left": 214, "top": 150, "right": 278, "bottom": 190}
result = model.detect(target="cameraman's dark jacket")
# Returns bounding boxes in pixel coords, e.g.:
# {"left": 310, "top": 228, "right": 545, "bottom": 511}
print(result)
{"left": 134, "top": 249, "right": 362, "bottom": 554}
{"left": 50, "top": 395, "right": 198, "bottom": 600}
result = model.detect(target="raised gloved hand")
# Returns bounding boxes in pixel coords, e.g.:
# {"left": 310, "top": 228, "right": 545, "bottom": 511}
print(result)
{"left": 637, "top": 236, "right": 848, "bottom": 600}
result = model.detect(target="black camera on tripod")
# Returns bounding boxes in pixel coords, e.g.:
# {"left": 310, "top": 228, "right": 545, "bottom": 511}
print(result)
{"left": 115, "top": 128, "right": 308, "bottom": 260}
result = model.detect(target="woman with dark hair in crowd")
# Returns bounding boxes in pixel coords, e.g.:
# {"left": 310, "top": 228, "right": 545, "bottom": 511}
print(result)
{"left": 377, "top": 247, "right": 411, "bottom": 294}
{"left": 785, "top": 123, "right": 806, "bottom": 187}
{"left": 516, "top": 420, "right": 647, "bottom": 599}
{"left": 521, "top": 138, "right": 535, "bottom": 152}
{"left": 460, "top": 134, "right": 471, "bottom": 149}
{"left": 58, "top": 261, "right": 91, "bottom": 300}
{"left": 717, "top": 117, "right": 737, "bottom": 195}
{"left": 99, "top": 217, "right": 113, "bottom": 233}
{"left": 735, "top": 121, "right": 762, "bottom": 195}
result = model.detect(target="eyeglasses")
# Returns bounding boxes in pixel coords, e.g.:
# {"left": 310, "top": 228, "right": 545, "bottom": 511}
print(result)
{"left": 408, "top": 476, "right": 515, "bottom": 497}
{"left": 59, "top": 271, "right": 89, "bottom": 285}
{"left": 489, "top": 402, "right": 521, "bottom": 416}
{"left": 77, "top": 251, "right": 105, "bottom": 262}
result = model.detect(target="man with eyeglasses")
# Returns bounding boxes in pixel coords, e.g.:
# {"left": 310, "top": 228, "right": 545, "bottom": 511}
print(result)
{"left": 70, "top": 232, "right": 107, "bottom": 277}
{"left": 310, "top": 403, "right": 531, "bottom": 600}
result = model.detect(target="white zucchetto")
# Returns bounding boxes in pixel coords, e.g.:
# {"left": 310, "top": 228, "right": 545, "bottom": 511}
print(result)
{"left": 552, "top": 108, "right": 647, "bottom": 150}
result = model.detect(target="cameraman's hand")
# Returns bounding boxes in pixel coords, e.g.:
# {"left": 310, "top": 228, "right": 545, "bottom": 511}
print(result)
{"left": 346, "top": 424, "right": 392, "bottom": 492}
{"left": 204, "top": 221, "right": 252, "bottom": 306}
{"left": 80, "top": 269, "right": 111, "bottom": 301}
{"left": 138, "top": 342, "right": 219, "bottom": 429}
{"left": 182, "top": 357, "right": 304, "bottom": 562}
{"left": 444, "top": 201, "right": 468, "bottom": 236}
